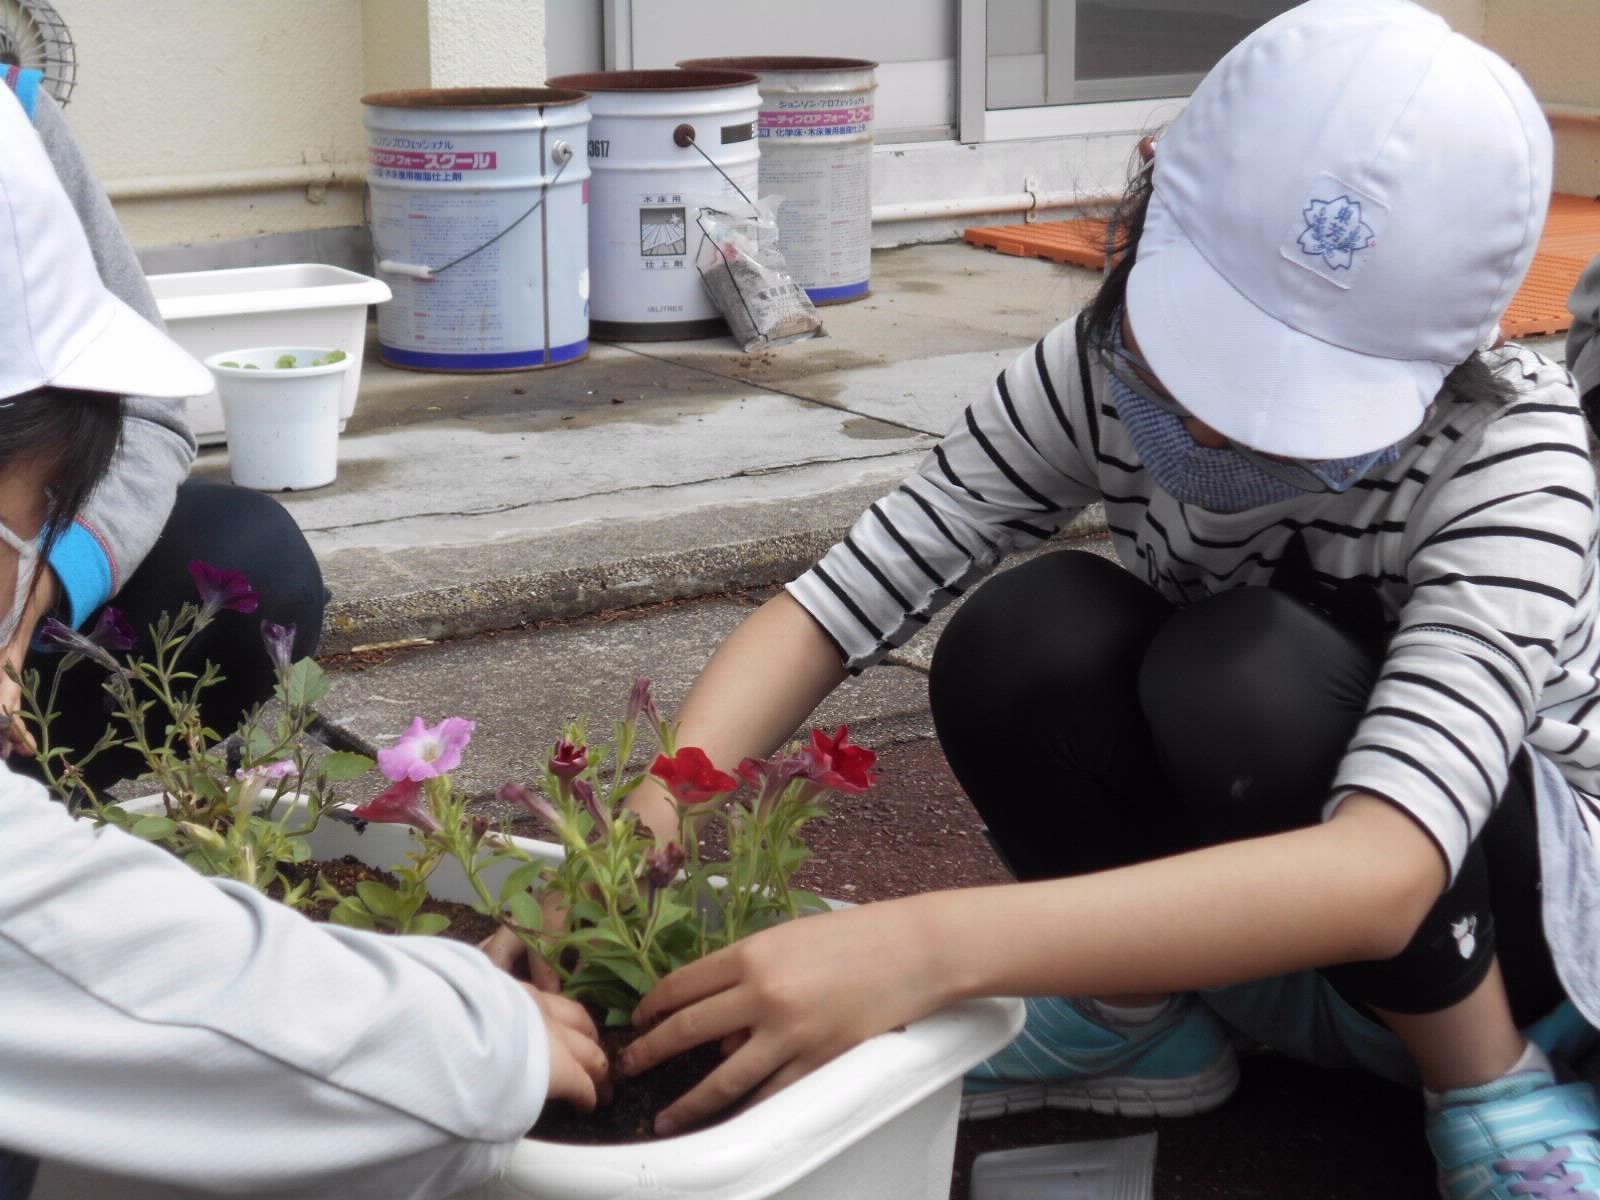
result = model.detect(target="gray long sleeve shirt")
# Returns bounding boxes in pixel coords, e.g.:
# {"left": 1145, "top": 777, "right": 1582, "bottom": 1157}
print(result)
{"left": 31, "top": 89, "right": 197, "bottom": 629}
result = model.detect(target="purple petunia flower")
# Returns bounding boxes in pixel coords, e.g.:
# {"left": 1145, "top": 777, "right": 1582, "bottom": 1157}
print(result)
{"left": 640, "top": 841, "right": 686, "bottom": 890}
{"left": 87, "top": 607, "right": 136, "bottom": 653}
{"left": 571, "top": 777, "right": 607, "bottom": 826}
{"left": 39, "top": 617, "right": 121, "bottom": 670}
{"left": 261, "top": 621, "right": 297, "bottom": 674}
{"left": 625, "top": 677, "right": 663, "bottom": 736}
{"left": 188, "top": 561, "right": 260, "bottom": 616}
{"left": 498, "top": 780, "right": 567, "bottom": 835}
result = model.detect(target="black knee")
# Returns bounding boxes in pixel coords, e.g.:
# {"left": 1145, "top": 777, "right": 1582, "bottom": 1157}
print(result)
{"left": 1139, "top": 587, "right": 1379, "bottom": 835}
{"left": 157, "top": 480, "right": 326, "bottom": 658}
{"left": 930, "top": 549, "right": 1168, "bottom": 736}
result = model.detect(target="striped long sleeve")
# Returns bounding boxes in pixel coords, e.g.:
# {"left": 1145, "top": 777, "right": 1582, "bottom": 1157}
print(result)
{"left": 789, "top": 320, "right": 1600, "bottom": 882}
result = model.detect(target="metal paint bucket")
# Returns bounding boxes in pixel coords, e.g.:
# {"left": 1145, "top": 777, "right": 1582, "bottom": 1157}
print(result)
{"left": 361, "top": 87, "right": 591, "bottom": 372}
{"left": 678, "top": 56, "right": 877, "bottom": 304}
{"left": 546, "top": 69, "right": 761, "bottom": 341}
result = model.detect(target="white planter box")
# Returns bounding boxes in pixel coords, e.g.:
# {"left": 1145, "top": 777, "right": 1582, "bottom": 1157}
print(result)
{"left": 34, "top": 798, "right": 1024, "bottom": 1200}
{"left": 150, "top": 264, "right": 392, "bottom": 446}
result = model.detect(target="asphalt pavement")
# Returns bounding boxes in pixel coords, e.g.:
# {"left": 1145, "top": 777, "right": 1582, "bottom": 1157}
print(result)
{"left": 204, "top": 239, "right": 1569, "bottom": 1198}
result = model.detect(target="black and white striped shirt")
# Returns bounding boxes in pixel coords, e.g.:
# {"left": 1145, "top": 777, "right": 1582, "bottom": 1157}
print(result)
{"left": 789, "top": 316, "right": 1600, "bottom": 887}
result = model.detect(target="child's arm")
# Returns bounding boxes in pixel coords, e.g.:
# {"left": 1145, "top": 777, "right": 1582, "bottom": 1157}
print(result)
{"left": 622, "top": 791, "right": 1446, "bottom": 1135}
{"left": 625, "top": 589, "right": 848, "bottom": 839}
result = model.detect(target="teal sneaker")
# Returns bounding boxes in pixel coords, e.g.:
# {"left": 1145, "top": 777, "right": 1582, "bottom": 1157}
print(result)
{"left": 961, "top": 994, "right": 1240, "bottom": 1120}
{"left": 1427, "top": 1070, "right": 1600, "bottom": 1200}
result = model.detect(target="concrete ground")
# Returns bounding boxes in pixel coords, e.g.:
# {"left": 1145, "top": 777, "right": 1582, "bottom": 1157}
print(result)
{"left": 198, "top": 239, "right": 1570, "bottom": 1198}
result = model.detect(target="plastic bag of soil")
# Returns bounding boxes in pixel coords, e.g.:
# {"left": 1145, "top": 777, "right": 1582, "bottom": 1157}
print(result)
{"left": 693, "top": 196, "right": 823, "bottom": 353}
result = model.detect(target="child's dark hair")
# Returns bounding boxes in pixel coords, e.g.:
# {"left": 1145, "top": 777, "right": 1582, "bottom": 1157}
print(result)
{"left": 0, "top": 386, "right": 123, "bottom": 553}
{"left": 1081, "top": 140, "right": 1512, "bottom": 413}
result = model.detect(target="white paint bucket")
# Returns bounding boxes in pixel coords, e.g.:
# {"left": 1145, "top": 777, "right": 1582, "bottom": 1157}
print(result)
{"left": 678, "top": 57, "right": 877, "bottom": 304}
{"left": 361, "top": 87, "right": 591, "bottom": 371}
{"left": 206, "top": 347, "right": 353, "bottom": 491}
{"left": 546, "top": 69, "right": 761, "bottom": 341}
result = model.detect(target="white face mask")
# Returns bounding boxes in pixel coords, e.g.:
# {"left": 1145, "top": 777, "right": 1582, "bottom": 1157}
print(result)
{"left": 0, "top": 519, "right": 41, "bottom": 647}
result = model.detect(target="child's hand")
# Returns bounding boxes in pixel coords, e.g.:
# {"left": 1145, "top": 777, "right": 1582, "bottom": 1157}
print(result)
{"left": 522, "top": 984, "right": 609, "bottom": 1111}
{"left": 619, "top": 899, "right": 945, "bottom": 1135}
{"left": 479, "top": 923, "right": 563, "bottom": 991}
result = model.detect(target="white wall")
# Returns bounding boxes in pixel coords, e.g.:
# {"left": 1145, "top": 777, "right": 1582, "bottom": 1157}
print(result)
{"left": 33, "top": 0, "right": 1600, "bottom": 265}
{"left": 55, "top": 0, "right": 547, "bottom": 258}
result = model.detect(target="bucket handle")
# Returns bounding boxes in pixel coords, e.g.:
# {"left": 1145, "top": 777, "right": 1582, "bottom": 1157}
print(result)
{"left": 376, "top": 140, "right": 575, "bottom": 281}
{"left": 672, "top": 124, "right": 754, "bottom": 207}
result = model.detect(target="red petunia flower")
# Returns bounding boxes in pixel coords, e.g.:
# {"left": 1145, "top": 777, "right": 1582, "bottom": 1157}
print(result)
{"left": 549, "top": 738, "right": 588, "bottom": 780}
{"left": 650, "top": 746, "right": 738, "bottom": 806}
{"left": 800, "top": 725, "right": 878, "bottom": 794}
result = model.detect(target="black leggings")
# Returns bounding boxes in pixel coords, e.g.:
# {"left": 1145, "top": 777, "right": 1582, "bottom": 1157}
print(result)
{"left": 22, "top": 479, "right": 327, "bottom": 797}
{"left": 928, "top": 549, "right": 1563, "bottom": 1025}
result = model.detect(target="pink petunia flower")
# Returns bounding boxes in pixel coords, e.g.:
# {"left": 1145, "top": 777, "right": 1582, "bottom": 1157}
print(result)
{"left": 378, "top": 716, "right": 477, "bottom": 782}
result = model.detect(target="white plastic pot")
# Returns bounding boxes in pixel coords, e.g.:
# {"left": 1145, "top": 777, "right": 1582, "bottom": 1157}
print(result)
{"left": 151, "top": 263, "right": 391, "bottom": 446}
{"left": 205, "top": 346, "right": 355, "bottom": 491}
{"left": 33, "top": 798, "right": 1023, "bottom": 1200}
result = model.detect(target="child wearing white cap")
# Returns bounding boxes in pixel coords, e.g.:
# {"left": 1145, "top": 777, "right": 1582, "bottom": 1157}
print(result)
{"left": 613, "top": 2, "right": 1600, "bottom": 1194}
{"left": 0, "top": 70, "right": 607, "bottom": 1198}
{"left": 0, "top": 72, "right": 328, "bottom": 801}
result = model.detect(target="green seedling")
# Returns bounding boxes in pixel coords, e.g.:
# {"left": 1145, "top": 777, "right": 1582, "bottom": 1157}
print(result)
{"left": 218, "top": 350, "right": 347, "bottom": 370}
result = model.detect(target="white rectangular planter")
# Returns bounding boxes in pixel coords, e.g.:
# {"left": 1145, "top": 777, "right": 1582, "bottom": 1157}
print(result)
{"left": 150, "top": 264, "right": 392, "bottom": 446}
{"left": 34, "top": 798, "right": 1023, "bottom": 1200}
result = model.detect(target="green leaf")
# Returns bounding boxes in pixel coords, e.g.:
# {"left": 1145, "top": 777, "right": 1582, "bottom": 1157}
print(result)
{"left": 788, "top": 889, "right": 831, "bottom": 915}
{"left": 407, "top": 912, "right": 452, "bottom": 936}
{"left": 355, "top": 880, "right": 404, "bottom": 921}
{"left": 275, "top": 354, "right": 298, "bottom": 369}
{"left": 649, "top": 893, "right": 694, "bottom": 929}
{"left": 504, "top": 890, "right": 544, "bottom": 931}
{"left": 327, "top": 897, "right": 378, "bottom": 930}
{"left": 318, "top": 750, "right": 374, "bottom": 782}
{"left": 498, "top": 860, "right": 549, "bottom": 903}
{"left": 284, "top": 658, "right": 330, "bottom": 708}
{"left": 583, "top": 951, "right": 655, "bottom": 996}
{"left": 568, "top": 897, "right": 609, "bottom": 927}
{"left": 130, "top": 815, "right": 179, "bottom": 841}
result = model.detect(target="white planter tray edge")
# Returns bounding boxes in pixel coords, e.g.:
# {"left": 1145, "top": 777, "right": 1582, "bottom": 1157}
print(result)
{"left": 36, "top": 793, "right": 1024, "bottom": 1200}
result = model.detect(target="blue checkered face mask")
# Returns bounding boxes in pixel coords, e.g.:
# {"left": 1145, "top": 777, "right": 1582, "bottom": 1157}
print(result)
{"left": 1099, "top": 327, "right": 1400, "bottom": 513}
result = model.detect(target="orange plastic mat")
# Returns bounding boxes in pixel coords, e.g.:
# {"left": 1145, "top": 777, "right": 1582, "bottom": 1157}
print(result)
{"left": 963, "top": 192, "right": 1600, "bottom": 338}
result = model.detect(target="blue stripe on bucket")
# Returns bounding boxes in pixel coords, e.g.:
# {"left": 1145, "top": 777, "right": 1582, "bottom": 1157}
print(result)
{"left": 380, "top": 340, "right": 589, "bottom": 371}
{"left": 805, "top": 281, "right": 870, "bottom": 303}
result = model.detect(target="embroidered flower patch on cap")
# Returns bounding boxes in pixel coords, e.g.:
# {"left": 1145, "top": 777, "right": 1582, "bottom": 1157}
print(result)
{"left": 1284, "top": 176, "right": 1383, "bottom": 287}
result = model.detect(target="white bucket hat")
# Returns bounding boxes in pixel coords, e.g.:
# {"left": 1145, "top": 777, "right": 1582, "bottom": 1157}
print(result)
{"left": 0, "top": 86, "right": 211, "bottom": 402}
{"left": 1125, "top": 0, "right": 1553, "bottom": 460}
